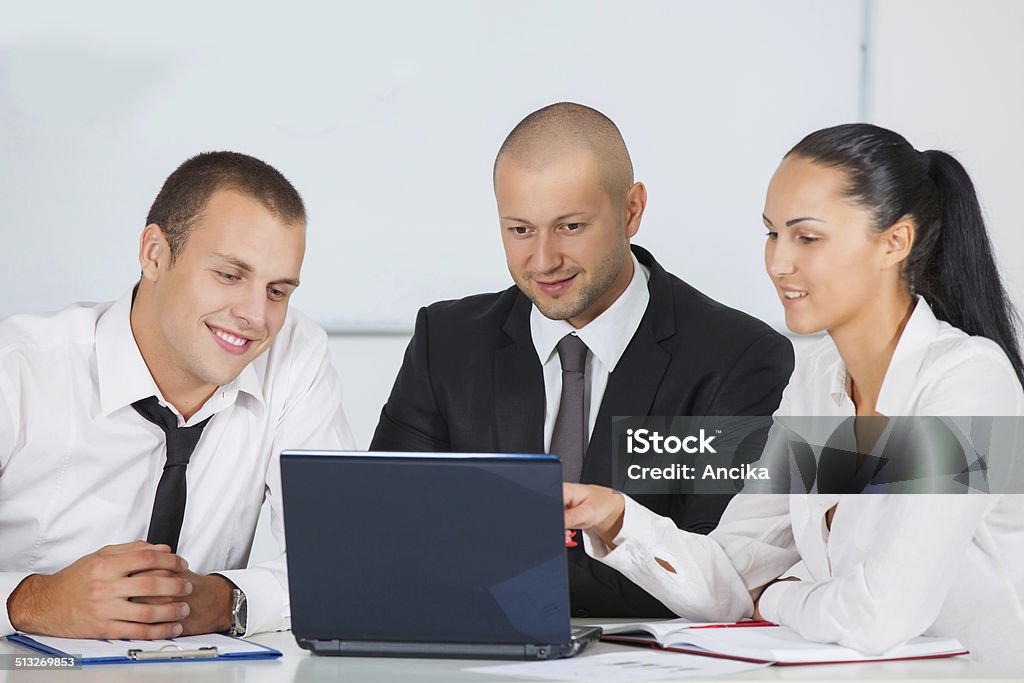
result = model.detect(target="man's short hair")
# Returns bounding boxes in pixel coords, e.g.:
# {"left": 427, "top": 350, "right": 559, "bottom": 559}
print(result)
{"left": 146, "top": 151, "right": 306, "bottom": 263}
{"left": 494, "top": 102, "right": 634, "bottom": 203}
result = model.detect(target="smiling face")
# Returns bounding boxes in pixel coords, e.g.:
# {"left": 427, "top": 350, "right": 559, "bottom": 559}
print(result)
{"left": 763, "top": 155, "right": 902, "bottom": 337}
{"left": 132, "top": 188, "right": 305, "bottom": 413}
{"left": 495, "top": 150, "right": 643, "bottom": 328}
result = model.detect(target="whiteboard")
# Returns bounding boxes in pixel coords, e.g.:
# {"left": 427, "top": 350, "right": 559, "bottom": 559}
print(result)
{"left": 0, "top": 1, "right": 863, "bottom": 332}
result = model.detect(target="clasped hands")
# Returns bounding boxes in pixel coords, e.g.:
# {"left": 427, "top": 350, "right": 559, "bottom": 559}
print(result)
{"left": 7, "top": 541, "right": 232, "bottom": 639}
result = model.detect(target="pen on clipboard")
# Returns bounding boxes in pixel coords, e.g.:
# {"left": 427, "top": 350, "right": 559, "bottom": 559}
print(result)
{"left": 127, "top": 645, "right": 218, "bottom": 660}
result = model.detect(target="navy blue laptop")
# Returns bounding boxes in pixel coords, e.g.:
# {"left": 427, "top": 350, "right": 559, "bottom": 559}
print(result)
{"left": 280, "top": 451, "right": 601, "bottom": 659}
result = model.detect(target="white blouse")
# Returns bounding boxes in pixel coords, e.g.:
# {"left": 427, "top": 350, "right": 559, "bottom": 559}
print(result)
{"left": 585, "top": 299, "right": 1024, "bottom": 663}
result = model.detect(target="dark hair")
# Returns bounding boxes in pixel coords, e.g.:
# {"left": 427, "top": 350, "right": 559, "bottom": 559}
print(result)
{"left": 788, "top": 123, "right": 1023, "bottom": 387}
{"left": 146, "top": 151, "right": 306, "bottom": 262}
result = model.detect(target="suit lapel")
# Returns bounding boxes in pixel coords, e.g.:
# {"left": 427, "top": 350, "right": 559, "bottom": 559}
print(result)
{"left": 583, "top": 323, "right": 670, "bottom": 485}
{"left": 494, "top": 294, "right": 545, "bottom": 454}
{"left": 582, "top": 245, "right": 676, "bottom": 486}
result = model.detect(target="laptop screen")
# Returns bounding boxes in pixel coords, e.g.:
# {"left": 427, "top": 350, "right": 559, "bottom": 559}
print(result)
{"left": 281, "top": 452, "right": 571, "bottom": 646}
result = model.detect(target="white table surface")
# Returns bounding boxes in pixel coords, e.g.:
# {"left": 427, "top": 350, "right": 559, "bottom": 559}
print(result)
{"left": 2, "top": 626, "right": 1020, "bottom": 682}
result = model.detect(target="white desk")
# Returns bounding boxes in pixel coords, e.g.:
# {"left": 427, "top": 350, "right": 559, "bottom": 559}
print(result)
{"left": 1, "top": 628, "right": 1019, "bottom": 682}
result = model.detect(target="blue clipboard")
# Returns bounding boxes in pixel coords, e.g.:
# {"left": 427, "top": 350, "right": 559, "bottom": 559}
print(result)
{"left": 7, "top": 632, "right": 282, "bottom": 664}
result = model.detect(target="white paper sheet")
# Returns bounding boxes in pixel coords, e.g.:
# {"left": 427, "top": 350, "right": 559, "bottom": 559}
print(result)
{"left": 465, "top": 650, "right": 770, "bottom": 681}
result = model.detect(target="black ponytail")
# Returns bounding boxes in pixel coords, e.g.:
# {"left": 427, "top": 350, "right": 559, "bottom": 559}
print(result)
{"left": 788, "top": 124, "right": 1024, "bottom": 388}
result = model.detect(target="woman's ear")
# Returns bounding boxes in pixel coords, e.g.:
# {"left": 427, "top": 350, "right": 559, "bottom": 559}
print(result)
{"left": 882, "top": 218, "right": 915, "bottom": 268}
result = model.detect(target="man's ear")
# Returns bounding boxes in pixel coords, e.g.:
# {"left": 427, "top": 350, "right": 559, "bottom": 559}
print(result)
{"left": 882, "top": 217, "right": 915, "bottom": 269}
{"left": 623, "top": 181, "right": 647, "bottom": 239}
{"left": 139, "top": 224, "right": 170, "bottom": 282}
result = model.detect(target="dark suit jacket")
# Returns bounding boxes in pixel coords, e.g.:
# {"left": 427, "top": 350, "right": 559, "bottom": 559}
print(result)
{"left": 371, "top": 245, "right": 794, "bottom": 617}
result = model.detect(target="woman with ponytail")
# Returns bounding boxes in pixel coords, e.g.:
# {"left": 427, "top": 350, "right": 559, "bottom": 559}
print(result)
{"left": 563, "top": 124, "right": 1024, "bottom": 664}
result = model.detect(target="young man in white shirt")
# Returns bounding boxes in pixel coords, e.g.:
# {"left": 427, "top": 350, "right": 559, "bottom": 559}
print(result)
{"left": 0, "top": 152, "right": 354, "bottom": 639}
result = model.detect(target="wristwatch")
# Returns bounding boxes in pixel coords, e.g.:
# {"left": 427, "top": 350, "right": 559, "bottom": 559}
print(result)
{"left": 228, "top": 587, "right": 248, "bottom": 637}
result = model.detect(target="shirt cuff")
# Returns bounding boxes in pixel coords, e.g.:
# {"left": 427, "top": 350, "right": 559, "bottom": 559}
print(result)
{"left": 1, "top": 572, "right": 33, "bottom": 636}
{"left": 582, "top": 494, "right": 664, "bottom": 563}
{"left": 754, "top": 578, "right": 801, "bottom": 625}
{"left": 215, "top": 566, "right": 289, "bottom": 636}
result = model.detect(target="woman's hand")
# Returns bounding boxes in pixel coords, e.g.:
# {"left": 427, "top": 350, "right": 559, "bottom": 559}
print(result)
{"left": 563, "top": 483, "right": 626, "bottom": 548}
{"left": 752, "top": 576, "right": 801, "bottom": 620}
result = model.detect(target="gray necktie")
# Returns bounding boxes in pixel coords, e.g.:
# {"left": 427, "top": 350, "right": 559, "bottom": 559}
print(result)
{"left": 550, "top": 334, "right": 589, "bottom": 482}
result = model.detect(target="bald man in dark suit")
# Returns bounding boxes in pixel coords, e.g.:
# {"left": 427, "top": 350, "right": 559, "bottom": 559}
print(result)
{"left": 372, "top": 102, "right": 794, "bottom": 617}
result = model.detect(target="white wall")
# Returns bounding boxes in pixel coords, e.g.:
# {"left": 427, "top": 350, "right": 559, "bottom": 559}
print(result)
{"left": 0, "top": 1, "right": 863, "bottom": 332}
{"left": 866, "top": 0, "right": 1024, "bottom": 314}
{"left": 327, "top": 337, "right": 411, "bottom": 450}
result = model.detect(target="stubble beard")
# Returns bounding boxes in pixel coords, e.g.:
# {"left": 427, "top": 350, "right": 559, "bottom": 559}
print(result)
{"left": 523, "top": 247, "right": 627, "bottom": 323}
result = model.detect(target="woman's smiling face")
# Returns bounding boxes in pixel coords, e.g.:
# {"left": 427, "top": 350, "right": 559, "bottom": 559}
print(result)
{"left": 762, "top": 155, "right": 896, "bottom": 337}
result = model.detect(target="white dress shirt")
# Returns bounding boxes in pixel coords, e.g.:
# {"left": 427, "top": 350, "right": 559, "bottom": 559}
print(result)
{"left": 531, "top": 253, "right": 650, "bottom": 452}
{"left": 584, "top": 298, "right": 1024, "bottom": 662}
{"left": 0, "top": 290, "right": 354, "bottom": 636}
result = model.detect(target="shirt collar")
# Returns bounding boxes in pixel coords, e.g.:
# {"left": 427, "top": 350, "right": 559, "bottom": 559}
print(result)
{"left": 827, "top": 352, "right": 850, "bottom": 409}
{"left": 826, "top": 297, "right": 939, "bottom": 414}
{"left": 875, "top": 297, "right": 939, "bottom": 416}
{"left": 530, "top": 252, "right": 651, "bottom": 370}
{"left": 96, "top": 288, "right": 265, "bottom": 423}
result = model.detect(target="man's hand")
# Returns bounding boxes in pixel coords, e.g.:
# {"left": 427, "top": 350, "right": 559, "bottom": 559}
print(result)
{"left": 132, "top": 570, "right": 233, "bottom": 636}
{"left": 563, "top": 483, "right": 626, "bottom": 548}
{"left": 7, "top": 541, "right": 192, "bottom": 639}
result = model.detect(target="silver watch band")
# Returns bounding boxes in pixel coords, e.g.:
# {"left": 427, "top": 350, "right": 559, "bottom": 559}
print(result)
{"left": 228, "top": 587, "right": 248, "bottom": 636}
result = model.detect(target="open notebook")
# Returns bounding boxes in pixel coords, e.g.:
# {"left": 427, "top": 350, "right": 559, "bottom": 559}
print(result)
{"left": 596, "top": 619, "right": 968, "bottom": 665}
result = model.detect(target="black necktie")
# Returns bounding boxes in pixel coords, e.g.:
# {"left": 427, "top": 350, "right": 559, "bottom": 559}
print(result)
{"left": 550, "top": 334, "right": 589, "bottom": 482}
{"left": 132, "top": 397, "right": 212, "bottom": 552}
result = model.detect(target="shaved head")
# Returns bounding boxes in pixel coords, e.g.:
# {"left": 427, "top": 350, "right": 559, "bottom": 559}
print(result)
{"left": 494, "top": 103, "right": 648, "bottom": 328}
{"left": 494, "top": 102, "right": 634, "bottom": 206}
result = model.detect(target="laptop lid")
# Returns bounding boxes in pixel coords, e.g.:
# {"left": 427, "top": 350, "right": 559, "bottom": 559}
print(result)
{"left": 280, "top": 451, "right": 571, "bottom": 650}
